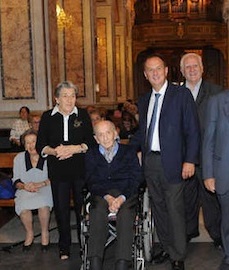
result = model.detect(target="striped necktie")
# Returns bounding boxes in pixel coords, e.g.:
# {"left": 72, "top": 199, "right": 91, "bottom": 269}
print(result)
{"left": 146, "top": 93, "right": 161, "bottom": 152}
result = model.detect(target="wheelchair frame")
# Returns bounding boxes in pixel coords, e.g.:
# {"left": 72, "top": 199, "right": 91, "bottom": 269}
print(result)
{"left": 80, "top": 188, "right": 154, "bottom": 270}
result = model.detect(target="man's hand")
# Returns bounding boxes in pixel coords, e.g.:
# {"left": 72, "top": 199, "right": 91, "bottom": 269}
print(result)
{"left": 182, "top": 162, "right": 195, "bottom": 180}
{"left": 104, "top": 195, "right": 125, "bottom": 213}
{"left": 110, "top": 196, "right": 125, "bottom": 213}
{"left": 204, "top": 178, "right": 216, "bottom": 193}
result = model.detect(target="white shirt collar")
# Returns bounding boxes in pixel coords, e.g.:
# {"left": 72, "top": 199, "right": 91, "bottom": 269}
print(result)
{"left": 51, "top": 105, "right": 78, "bottom": 116}
{"left": 152, "top": 80, "right": 168, "bottom": 96}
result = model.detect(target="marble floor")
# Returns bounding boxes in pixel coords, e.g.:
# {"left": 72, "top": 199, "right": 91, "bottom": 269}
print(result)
{"left": 0, "top": 242, "right": 224, "bottom": 270}
{"left": 0, "top": 208, "right": 224, "bottom": 270}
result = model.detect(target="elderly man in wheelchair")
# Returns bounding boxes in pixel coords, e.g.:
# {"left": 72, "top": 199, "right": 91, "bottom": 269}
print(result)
{"left": 84, "top": 120, "right": 143, "bottom": 270}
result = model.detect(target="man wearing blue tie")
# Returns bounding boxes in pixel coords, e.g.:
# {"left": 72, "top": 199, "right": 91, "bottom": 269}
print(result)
{"left": 131, "top": 53, "right": 200, "bottom": 270}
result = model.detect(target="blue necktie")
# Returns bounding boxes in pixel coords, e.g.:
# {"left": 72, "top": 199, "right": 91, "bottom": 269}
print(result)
{"left": 146, "top": 93, "right": 161, "bottom": 152}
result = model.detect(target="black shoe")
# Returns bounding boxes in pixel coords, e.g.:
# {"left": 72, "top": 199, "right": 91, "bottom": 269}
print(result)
{"left": 22, "top": 242, "right": 33, "bottom": 252}
{"left": 152, "top": 250, "right": 170, "bottom": 264}
{"left": 41, "top": 244, "right": 49, "bottom": 253}
{"left": 115, "top": 259, "right": 129, "bottom": 270}
{"left": 220, "top": 258, "right": 229, "bottom": 270}
{"left": 59, "top": 250, "right": 70, "bottom": 260}
{"left": 90, "top": 256, "right": 102, "bottom": 270}
{"left": 214, "top": 238, "right": 223, "bottom": 250}
{"left": 186, "top": 232, "right": 199, "bottom": 243}
{"left": 171, "top": 260, "right": 185, "bottom": 270}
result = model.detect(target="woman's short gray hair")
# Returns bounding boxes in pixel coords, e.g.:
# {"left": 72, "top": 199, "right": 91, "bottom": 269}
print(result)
{"left": 54, "top": 81, "right": 79, "bottom": 98}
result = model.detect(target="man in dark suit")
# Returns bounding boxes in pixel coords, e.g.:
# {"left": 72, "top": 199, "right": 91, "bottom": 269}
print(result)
{"left": 85, "top": 120, "right": 143, "bottom": 270}
{"left": 202, "top": 91, "right": 229, "bottom": 270}
{"left": 131, "top": 53, "right": 200, "bottom": 270}
{"left": 180, "top": 52, "right": 222, "bottom": 246}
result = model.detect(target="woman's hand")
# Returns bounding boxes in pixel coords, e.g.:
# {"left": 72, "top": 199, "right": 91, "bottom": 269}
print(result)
{"left": 24, "top": 182, "right": 39, "bottom": 192}
{"left": 55, "top": 144, "right": 86, "bottom": 160}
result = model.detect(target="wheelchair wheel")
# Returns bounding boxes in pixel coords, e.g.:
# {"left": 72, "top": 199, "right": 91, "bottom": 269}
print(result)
{"left": 80, "top": 214, "right": 90, "bottom": 269}
{"left": 143, "top": 188, "right": 154, "bottom": 262}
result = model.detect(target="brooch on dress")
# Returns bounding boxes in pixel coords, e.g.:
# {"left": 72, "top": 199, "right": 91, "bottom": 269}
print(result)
{"left": 74, "top": 118, "right": 82, "bottom": 128}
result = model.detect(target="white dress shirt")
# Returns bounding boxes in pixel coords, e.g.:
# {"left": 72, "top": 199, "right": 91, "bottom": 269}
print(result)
{"left": 186, "top": 78, "right": 202, "bottom": 101}
{"left": 147, "top": 80, "right": 167, "bottom": 151}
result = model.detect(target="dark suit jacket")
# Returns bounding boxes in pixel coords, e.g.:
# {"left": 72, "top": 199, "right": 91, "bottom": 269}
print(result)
{"left": 190, "top": 80, "right": 223, "bottom": 166}
{"left": 36, "top": 107, "right": 95, "bottom": 182}
{"left": 202, "top": 90, "right": 229, "bottom": 194}
{"left": 192, "top": 80, "right": 223, "bottom": 136}
{"left": 85, "top": 144, "right": 143, "bottom": 199}
{"left": 131, "top": 83, "right": 200, "bottom": 184}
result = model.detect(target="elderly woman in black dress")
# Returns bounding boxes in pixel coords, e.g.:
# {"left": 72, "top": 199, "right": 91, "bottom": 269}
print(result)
{"left": 36, "top": 81, "right": 95, "bottom": 260}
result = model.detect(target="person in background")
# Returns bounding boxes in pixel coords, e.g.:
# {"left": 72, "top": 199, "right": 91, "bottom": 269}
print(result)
{"left": 131, "top": 53, "right": 200, "bottom": 270}
{"left": 12, "top": 129, "right": 53, "bottom": 252}
{"left": 36, "top": 81, "right": 95, "bottom": 260}
{"left": 10, "top": 106, "right": 31, "bottom": 151}
{"left": 89, "top": 109, "right": 104, "bottom": 127}
{"left": 86, "top": 105, "right": 96, "bottom": 115}
{"left": 85, "top": 120, "right": 143, "bottom": 270}
{"left": 118, "top": 110, "right": 138, "bottom": 140}
{"left": 20, "top": 115, "right": 41, "bottom": 146}
{"left": 123, "top": 100, "right": 139, "bottom": 122}
{"left": 30, "top": 115, "right": 41, "bottom": 132}
{"left": 180, "top": 52, "right": 222, "bottom": 247}
{"left": 202, "top": 91, "right": 229, "bottom": 270}
{"left": 97, "top": 106, "right": 108, "bottom": 120}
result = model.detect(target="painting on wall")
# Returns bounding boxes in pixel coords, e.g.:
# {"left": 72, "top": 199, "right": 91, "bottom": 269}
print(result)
{"left": 0, "top": 0, "right": 34, "bottom": 100}
{"left": 0, "top": 0, "right": 50, "bottom": 112}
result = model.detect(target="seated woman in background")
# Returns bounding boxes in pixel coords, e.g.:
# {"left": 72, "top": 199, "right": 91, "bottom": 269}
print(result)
{"left": 12, "top": 129, "right": 53, "bottom": 252}
{"left": 10, "top": 106, "right": 31, "bottom": 151}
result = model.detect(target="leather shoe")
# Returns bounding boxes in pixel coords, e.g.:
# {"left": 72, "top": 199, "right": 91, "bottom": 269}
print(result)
{"left": 22, "top": 242, "right": 33, "bottom": 252}
{"left": 90, "top": 256, "right": 102, "bottom": 270}
{"left": 220, "top": 258, "right": 229, "bottom": 270}
{"left": 186, "top": 232, "right": 199, "bottom": 243}
{"left": 41, "top": 244, "right": 49, "bottom": 253}
{"left": 59, "top": 250, "right": 70, "bottom": 260}
{"left": 171, "top": 260, "right": 185, "bottom": 270}
{"left": 152, "top": 250, "right": 169, "bottom": 264}
{"left": 115, "top": 259, "right": 129, "bottom": 270}
{"left": 214, "top": 238, "right": 223, "bottom": 250}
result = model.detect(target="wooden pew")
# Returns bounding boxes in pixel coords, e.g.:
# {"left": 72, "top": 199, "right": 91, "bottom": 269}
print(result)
{"left": 0, "top": 152, "right": 17, "bottom": 207}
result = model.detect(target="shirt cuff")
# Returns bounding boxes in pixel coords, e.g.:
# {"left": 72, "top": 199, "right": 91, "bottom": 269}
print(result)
{"left": 41, "top": 146, "right": 48, "bottom": 158}
{"left": 119, "top": 195, "right": 126, "bottom": 202}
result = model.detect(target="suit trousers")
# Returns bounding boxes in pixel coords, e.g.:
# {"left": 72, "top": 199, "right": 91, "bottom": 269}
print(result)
{"left": 217, "top": 191, "right": 229, "bottom": 262}
{"left": 88, "top": 195, "right": 137, "bottom": 262}
{"left": 198, "top": 166, "right": 221, "bottom": 241}
{"left": 144, "top": 152, "right": 186, "bottom": 261}
{"left": 184, "top": 166, "right": 221, "bottom": 241}
{"left": 51, "top": 179, "right": 84, "bottom": 252}
{"left": 184, "top": 169, "right": 200, "bottom": 238}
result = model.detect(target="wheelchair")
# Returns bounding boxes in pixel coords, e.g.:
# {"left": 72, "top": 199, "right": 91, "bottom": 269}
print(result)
{"left": 80, "top": 187, "right": 154, "bottom": 270}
